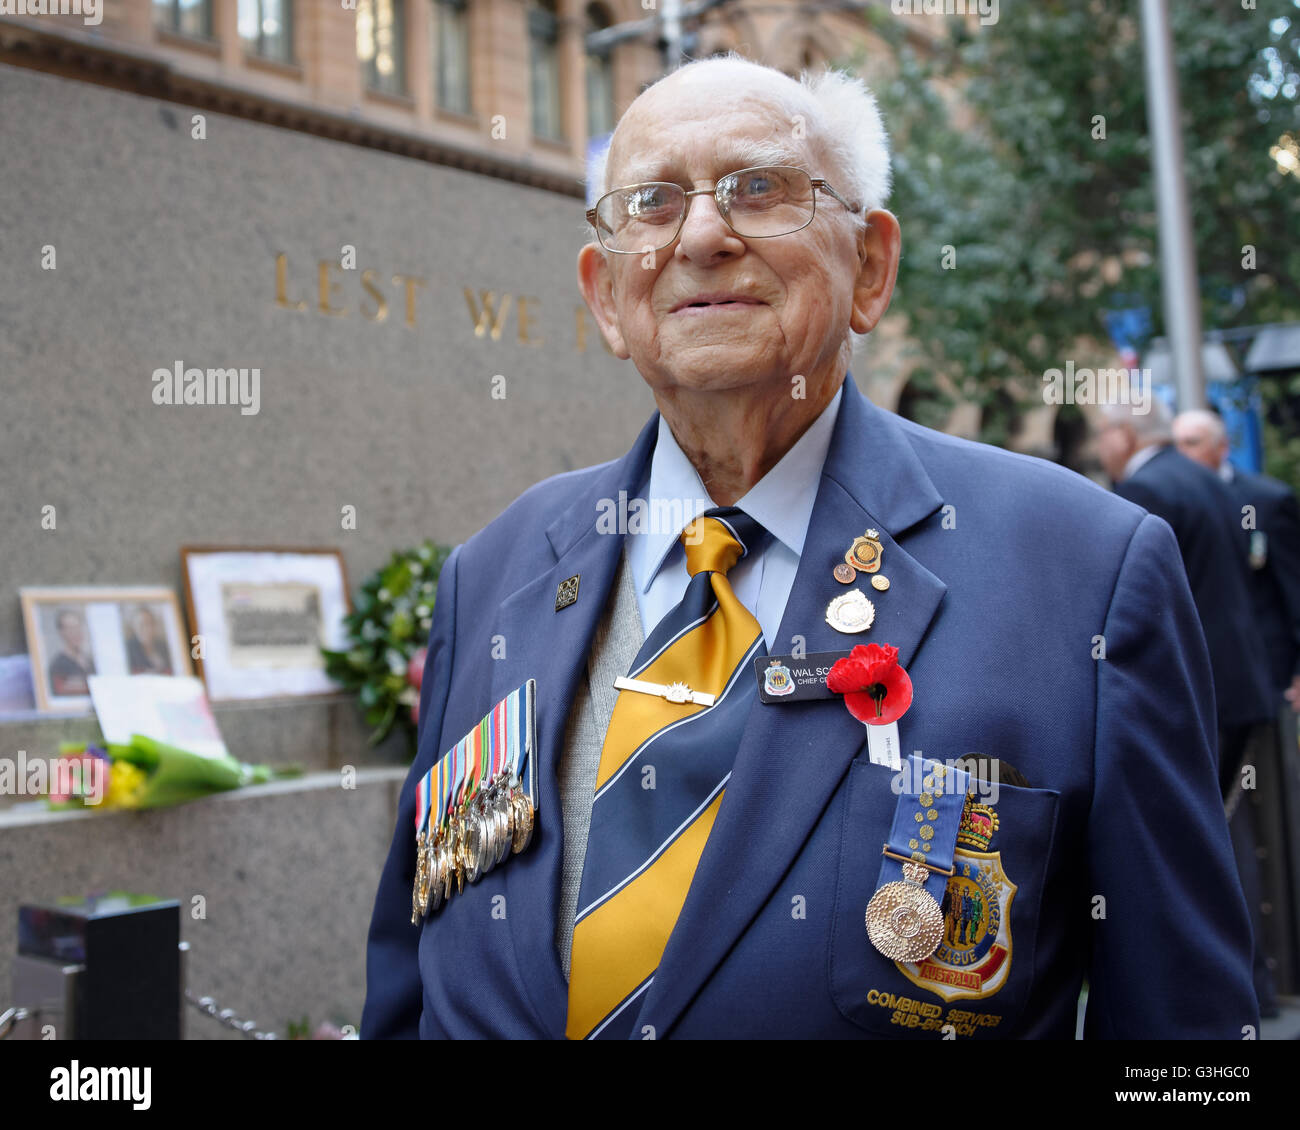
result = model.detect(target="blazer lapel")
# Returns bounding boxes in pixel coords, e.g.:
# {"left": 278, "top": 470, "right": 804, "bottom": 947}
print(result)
{"left": 637, "top": 377, "right": 949, "bottom": 1037}
{"left": 492, "top": 416, "right": 658, "bottom": 1035}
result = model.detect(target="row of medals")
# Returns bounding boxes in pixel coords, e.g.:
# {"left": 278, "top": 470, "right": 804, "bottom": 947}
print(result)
{"left": 412, "top": 771, "right": 534, "bottom": 922}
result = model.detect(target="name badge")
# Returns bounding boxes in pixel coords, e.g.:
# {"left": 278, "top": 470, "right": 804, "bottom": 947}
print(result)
{"left": 754, "top": 651, "right": 855, "bottom": 704}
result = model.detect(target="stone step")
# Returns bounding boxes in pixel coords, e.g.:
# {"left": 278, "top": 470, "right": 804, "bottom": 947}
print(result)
{"left": 0, "top": 767, "right": 407, "bottom": 1039}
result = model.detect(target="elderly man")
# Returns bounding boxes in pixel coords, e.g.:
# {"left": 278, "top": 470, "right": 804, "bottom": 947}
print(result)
{"left": 363, "top": 56, "right": 1255, "bottom": 1039}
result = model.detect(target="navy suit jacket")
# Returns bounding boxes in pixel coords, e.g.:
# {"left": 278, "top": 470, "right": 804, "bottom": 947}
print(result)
{"left": 363, "top": 376, "right": 1256, "bottom": 1039}
{"left": 1115, "top": 446, "right": 1275, "bottom": 727}
{"left": 1227, "top": 468, "right": 1300, "bottom": 692}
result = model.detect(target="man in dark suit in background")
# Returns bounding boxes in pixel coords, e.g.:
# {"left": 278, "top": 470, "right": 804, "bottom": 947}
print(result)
{"left": 1173, "top": 410, "right": 1300, "bottom": 712}
{"left": 1097, "top": 398, "right": 1276, "bottom": 794}
{"left": 1174, "top": 407, "right": 1300, "bottom": 1005}
{"left": 1098, "top": 398, "right": 1280, "bottom": 1017}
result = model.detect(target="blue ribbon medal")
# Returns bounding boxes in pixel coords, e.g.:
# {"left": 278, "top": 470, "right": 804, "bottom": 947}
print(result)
{"left": 866, "top": 753, "right": 970, "bottom": 963}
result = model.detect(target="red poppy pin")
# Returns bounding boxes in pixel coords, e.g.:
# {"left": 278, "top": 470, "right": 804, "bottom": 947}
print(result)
{"left": 826, "top": 643, "right": 913, "bottom": 724}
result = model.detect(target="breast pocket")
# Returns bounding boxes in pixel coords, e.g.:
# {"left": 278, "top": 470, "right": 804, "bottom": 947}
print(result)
{"left": 828, "top": 759, "right": 1060, "bottom": 1039}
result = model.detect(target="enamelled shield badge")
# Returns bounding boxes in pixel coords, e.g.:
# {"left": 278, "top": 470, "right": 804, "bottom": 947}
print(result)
{"left": 895, "top": 800, "right": 1016, "bottom": 1002}
{"left": 763, "top": 659, "right": 796, "bottom": 697}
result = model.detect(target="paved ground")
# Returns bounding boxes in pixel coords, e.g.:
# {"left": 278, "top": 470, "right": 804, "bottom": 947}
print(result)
{"left": 1261, "top": 996, "right": 1300, "bottom": 1040}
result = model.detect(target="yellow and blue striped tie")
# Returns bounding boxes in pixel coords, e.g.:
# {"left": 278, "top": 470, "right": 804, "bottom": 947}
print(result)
{"left": 566, "top": 507, "right": 766, "bottom": 1039}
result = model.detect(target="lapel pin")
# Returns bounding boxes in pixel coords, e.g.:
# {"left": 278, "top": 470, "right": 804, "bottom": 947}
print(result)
{"left": 825, "top": 589, "right": 876, "bottom": 634}
{"left": 871, "top": 575, "right": 890, "bottom": 592}
{"left": 845, "top": 528, "right": 884, "bottom": 575}
{"left": 555, "top": 574, "right": 580, "bottom": 612}
{"left": 833, "top": 562, "right": 856, "bottom": 584}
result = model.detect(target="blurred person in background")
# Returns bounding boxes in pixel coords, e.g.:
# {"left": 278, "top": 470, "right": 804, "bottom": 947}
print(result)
{"left": 1173, "top": 409, "right": 1300, "bottom": 713}
{"left": 1098, "top": 399, "right": 1279, "bottom": 1017}
{"left": 1097, "top": 398, "right": 1276, "bottom": 795}
{"left": 1174, "top": 407, "right": 1300, "bottom": 1013}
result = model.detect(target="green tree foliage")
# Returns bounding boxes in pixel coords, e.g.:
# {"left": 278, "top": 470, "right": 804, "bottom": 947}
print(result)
{"left": 859, "top": 0, "right": 1300, "bottom": 463}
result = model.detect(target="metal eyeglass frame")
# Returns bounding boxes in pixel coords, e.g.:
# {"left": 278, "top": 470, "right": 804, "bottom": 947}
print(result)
{"left": 585, "top": 165, "right": 863, "bottom": 253}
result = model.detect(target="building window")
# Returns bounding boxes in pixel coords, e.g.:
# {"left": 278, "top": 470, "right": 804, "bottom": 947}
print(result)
{"left": 153, "top": 0, "right": 213, "bottom": 39}
{"left": 435, "top": 0, "right": 471, "bottom": 115}
{"left": 529, "top": 0, "right": 563, "bottom": 141}
{"left": 585, "top": 3, "right": 614, "bottom": 140}
{"left": 238, "top": 0, "right": 293, "bottom": 63}
{"left": 358, "top": 0, "right": 407, "bottom": 96}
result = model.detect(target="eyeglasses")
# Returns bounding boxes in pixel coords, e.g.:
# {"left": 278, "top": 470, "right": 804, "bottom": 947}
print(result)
{"left": 586, "top": 165, "right": 862, "bottom": 254}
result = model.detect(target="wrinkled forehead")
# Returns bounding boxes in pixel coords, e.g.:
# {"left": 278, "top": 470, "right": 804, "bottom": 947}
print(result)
{"left": 606, "top": 75, "right": 818, "bottom": 189}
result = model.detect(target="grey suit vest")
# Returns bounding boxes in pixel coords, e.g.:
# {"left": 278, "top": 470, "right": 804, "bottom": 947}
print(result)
{"left": 554, "top": 549, "right": 644, "bottom": 979}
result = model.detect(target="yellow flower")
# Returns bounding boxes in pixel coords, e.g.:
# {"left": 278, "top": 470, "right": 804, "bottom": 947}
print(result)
{"left": 101, "top": 761, "right": 149, "bottom": 810}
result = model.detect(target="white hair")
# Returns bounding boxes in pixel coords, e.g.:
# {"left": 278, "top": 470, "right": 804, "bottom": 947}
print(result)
{"left": 1101, "top": 396, "right": 1174, "bottom": 441}
{"left": 589, "top": 52, "right": 892, "bottom": 214}
{"left": 1173, "top": 408, "right": 1226, "bottom": 444}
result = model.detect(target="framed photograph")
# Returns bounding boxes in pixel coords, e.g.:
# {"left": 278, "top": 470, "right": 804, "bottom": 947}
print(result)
{"left": 19, "top": 586, "right": 193, "bottom": 714}
{"left": 180, "top": 547, "right": 351, "bottom": 701}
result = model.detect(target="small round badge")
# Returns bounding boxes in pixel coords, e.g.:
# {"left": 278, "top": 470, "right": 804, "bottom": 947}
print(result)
{"left": 871, "top": 574, "right": 890, "bottom": 592}
{"left": 825, "top": 589, "right": 876, "bottom": 634}
{"left": 833, "top": 562, "right": 856, "bottom": 584}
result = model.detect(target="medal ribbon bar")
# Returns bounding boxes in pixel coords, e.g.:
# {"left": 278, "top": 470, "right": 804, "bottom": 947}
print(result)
{"left": 880, "top": 753, "right": 969, "bottom": 884}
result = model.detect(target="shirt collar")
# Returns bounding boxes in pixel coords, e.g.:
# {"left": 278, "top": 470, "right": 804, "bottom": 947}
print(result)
{"left": 1121, "top": 440, "right": 1166, "bottom": 482}
{"left": 1219, "top": 461, "right": 1236, "bottom": 483}
{"left": 639, "top": 384, "right": 844, "bottom": 590}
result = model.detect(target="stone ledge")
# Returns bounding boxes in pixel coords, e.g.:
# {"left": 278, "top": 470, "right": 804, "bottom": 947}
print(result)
{"left": 0, "top": 766, "right": 408, "bottom": 828}
{"left": 0, "top": 694, "right": 411, "bottom": 798}
{"left": 0, "top": 767, "right": 407, "bottom": 1039}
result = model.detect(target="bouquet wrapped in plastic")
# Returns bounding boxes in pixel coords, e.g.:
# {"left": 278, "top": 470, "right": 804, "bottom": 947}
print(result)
{"left": 47, "top": 737, "right": 301, "bottom": 811}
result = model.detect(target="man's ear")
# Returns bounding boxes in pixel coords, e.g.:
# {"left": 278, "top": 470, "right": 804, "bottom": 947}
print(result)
{"left": 577, "top": 242, "right": 630, "bottom": 360}
{"left": 849, "top": 209, "right": 901, "bottom": 335}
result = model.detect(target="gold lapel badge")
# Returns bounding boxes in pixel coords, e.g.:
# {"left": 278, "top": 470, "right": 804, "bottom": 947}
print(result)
{"left": 846, "top": 529, "right": 883, "bottom": 574}
{"left": 843, "top": 529, "right": 889, "bottom": 592}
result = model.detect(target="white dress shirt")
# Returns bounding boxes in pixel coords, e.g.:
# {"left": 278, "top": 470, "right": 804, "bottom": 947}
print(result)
{"left": 625, "top": 384, "right": 843, "bottom": 651}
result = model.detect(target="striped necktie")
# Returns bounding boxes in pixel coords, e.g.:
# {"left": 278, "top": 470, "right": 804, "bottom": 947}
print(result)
{"left": 565, "top": 507, "right": 767, "bottom": 1039}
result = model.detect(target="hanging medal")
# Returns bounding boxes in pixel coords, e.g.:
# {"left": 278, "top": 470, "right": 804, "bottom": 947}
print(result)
{"left": 463, "top": 723, "right": 487, "bottom": 885}
{"left": 864, "top": 753, "right": 970, "bottom": 963}
{"left": 425, "top": 754, "right": 447, "bottom": 913}
{"left": 411, "top": 774, "right": 431, "bottom": 923}
{"left": 507, "top": 680, "right": 536, "bottom": 854}
{"left": 491, "top": 697, "right": 512, "bottom": 866}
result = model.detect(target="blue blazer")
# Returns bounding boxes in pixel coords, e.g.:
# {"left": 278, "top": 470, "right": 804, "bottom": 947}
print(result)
{"left": 363, "top": 375, "right": 1256, "bottom": 1039}
{"left": 1227, "top": 468, "right": 1300, "bottom": 693}
{"left": 1115, "top": 445, "right": 1275, "bottom": 727}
